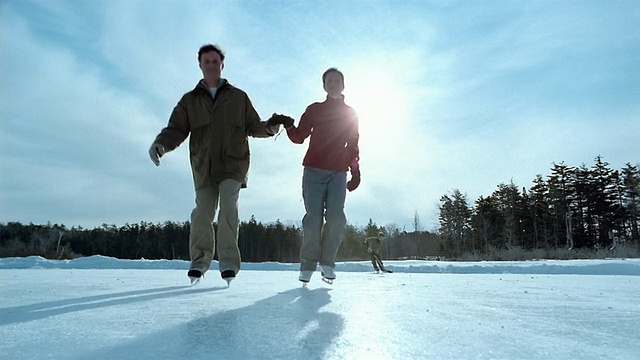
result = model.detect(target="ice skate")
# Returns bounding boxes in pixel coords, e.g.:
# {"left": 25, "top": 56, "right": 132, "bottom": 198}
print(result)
{"left": 221, "top": 269, "right": 235, "bottom": 287}
{"left": 320, "top": 265, "right": 335, "bottom": 284}
{"left": 188, "top": 269, "right": 203, "bottom": 285}
{"left": 299, "top": 270, "right": 313, "bottom": 285}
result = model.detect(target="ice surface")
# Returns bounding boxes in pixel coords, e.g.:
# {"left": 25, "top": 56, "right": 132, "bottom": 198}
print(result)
{"left": 1, "top": 257, "right": 639, "bottom": 359}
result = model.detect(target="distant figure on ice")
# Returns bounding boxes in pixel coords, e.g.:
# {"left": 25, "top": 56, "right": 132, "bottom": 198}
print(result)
{"left": 364, "top": 232, "right": 392, "bottom": 273}
{"left": 284, "top": 68, "right": 360, "bottom": 284}
{"left": 148, "top": 44, "right": 294, "bottom": 286}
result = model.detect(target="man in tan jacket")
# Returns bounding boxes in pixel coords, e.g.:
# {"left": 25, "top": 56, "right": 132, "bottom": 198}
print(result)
{"left": 148, "top": 44, "right": 293, "bottom": 285}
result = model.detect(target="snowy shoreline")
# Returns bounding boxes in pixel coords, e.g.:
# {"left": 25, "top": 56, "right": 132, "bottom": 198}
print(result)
{"left": 1, "top": 255, "right": 639, "bottom": 275}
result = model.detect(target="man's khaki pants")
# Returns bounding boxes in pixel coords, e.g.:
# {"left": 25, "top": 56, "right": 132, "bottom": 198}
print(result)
{"left": 189, "top": 179, "right": 241, "bottom": 275}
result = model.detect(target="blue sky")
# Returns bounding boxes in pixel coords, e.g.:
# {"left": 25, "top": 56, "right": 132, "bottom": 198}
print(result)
{"left": 1, "top": 0, "right": 639, "bottom": 231}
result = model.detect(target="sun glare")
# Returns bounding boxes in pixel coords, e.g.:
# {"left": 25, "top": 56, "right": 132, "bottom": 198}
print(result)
{"left": 345, "top": 65, "right": 413, "bottom": 169}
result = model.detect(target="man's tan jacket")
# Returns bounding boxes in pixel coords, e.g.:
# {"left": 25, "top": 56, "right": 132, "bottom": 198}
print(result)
{"left": 153, "top": 80, "right": 275, "bottom": 189}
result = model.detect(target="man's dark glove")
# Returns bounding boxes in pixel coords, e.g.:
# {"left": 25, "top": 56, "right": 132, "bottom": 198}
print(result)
{"left": 347, "top": 169, "right": 361, "bottom": 192}
{"left": 266, "top": 113, "right": 295, "bottom": 129}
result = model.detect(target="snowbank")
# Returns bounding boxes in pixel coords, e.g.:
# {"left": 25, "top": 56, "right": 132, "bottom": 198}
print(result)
{"left": 1, "top": 255, "right": 639, "bottom": 275}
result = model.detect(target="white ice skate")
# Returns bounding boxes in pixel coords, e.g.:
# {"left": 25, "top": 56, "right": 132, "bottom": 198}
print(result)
{"left": 320, "top": 265, "right": 336, "bottom": 284}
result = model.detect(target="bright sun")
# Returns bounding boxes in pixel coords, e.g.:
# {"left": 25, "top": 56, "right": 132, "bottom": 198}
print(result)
{"left": 345, "top": 66, "right": 412, "bottom": 168}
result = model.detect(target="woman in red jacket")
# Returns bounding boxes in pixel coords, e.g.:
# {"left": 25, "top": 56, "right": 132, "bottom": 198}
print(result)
{"left": 286, "top": 68, "right": 360, "bottom": 284}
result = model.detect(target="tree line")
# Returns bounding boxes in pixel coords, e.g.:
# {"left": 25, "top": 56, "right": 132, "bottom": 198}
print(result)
{"left": 4, "top": 156, "right": 636, "bottom": 262}
{"left": 438, "top": 156, "right": 640, "bottom": 258}
{"left": 0, "top": 217, "right": 440, "bottom": 262}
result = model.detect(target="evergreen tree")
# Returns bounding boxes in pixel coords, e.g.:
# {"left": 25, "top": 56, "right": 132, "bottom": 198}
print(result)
{"left": 239, "top": 215, "right": 262, "bottom": 262}
{"left": 621, "top": 163, "right": 640, "bottom": 242}
{"left": 547, "top": 162, "right": 576, "bottom": 248}
{"left": 529, "top": 175, "right": 552, "bottom": 248}
{"left": 439, "top": 189, "right": 472, "bottom": 256}
{"left": 338, "top": 223, "right": 364, "bottom": 261}
{"left": 364, "top": 218, "right": 381, "bottom": 237}
{"left": 493, "top": 181, "right": 523, "bottom": 248}
{"left": 472, "top": 195, "right": 502, "bottom": 253}
{"left": 519, "top": 187, "right": 536, "bottom": 249}
{"left": 589, "top": 156, "right": 620, "bottom": 247}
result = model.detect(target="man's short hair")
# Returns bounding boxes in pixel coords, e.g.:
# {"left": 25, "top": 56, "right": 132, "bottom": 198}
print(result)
{"left": 198, "top": 44, "right": 225, "bottom": 62}
{"left": 322, "top": 67, "right": 344, "bottom": 85}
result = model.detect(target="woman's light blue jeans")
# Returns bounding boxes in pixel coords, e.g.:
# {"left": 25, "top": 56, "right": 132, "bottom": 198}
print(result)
{"left": 300, "top": 167, "right": 347, "bottom": 271}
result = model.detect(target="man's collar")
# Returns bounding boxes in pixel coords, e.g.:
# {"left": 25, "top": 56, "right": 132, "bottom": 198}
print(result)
{"left": 200, "top": 78, "right": 227, "bottom": 89}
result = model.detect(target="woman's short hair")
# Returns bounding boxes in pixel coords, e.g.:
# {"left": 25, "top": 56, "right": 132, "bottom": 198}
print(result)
{"left": 322, "top": 67, "right": 344, "bottom": 85}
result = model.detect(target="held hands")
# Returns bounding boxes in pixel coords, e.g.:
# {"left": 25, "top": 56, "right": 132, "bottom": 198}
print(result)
{"left": 148, "top": 142, "right": 165, "bottom": 166}
{"left": 347, "top": 168, "right": 361, "bottom": 192}
{"left": 266, "top": 113, "right": 295, "bottom": 129}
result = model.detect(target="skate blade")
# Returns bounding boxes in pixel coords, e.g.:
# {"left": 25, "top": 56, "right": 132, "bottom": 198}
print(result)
{"left": 321, "top": 277, "right": 334, "bottom": 284}
{"left": 189, "top": 277, "right": 201, "bottom": 285}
